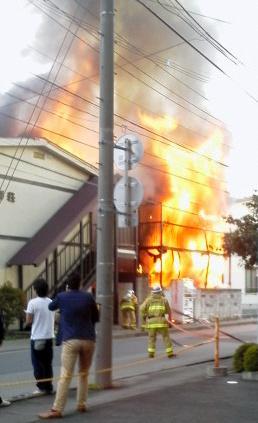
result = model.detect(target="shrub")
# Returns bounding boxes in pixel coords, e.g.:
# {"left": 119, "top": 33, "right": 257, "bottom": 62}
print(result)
{"left": 0, "top": 282, "right": 25, "bottom": 330}
{"left": 233, "top": 343, "right": 256, "bottom": 372}
{"left": 243, "top": 344, "right": 258, "bottom": 372}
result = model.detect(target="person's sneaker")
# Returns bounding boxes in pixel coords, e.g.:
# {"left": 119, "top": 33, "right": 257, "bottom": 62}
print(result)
{"left": 38, "top": 409, "right": 63, "bottom": 419}
{"left": 77, "top": 405, "right": 87, "bottom": 413}
{"left": 33, "top": 389, "right": 44, "bottom": 395}
{"left": 0, "top": 399, "right": 11, "bottom": 407}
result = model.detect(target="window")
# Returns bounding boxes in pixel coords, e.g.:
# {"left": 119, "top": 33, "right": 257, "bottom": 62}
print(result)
{"left": 245, "top": 268, "right": 258, "bottom": 293}
{"left": 33, "top": 151, "right": 45, "bottom": 159}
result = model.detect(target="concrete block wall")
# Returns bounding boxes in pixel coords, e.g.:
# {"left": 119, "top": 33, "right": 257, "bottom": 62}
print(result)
{"left": 194, "top": 288, "right": 242, "bottom": 320}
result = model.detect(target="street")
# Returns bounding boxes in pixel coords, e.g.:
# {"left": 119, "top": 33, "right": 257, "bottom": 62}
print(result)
{"left": 0, "top": 322, "right": 256, "bottom": 399}
{"left": 0, "top": 357, "right": 257, "bottom": 423}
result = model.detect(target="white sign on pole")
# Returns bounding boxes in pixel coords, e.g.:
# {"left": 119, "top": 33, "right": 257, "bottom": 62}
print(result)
{"left": 114, "top": 176, "right": 143, "bottom": 213}
{"left": 114, "top": 134, "right": 144, "bottom": 170}
{"left": 117, "top": 211, "right": 138, "bottom": 228}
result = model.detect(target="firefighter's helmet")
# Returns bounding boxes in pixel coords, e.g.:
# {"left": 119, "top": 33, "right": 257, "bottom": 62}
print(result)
{"left": 151, "top": 284, "right": 162, "bottom": 294}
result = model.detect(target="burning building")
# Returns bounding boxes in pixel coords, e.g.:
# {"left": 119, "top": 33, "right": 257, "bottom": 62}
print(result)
{"left": 136, "top": 111, "right": 229, "bottom": 291}
{"left": 0, "top": 1, "right": 234, "bottom": 302}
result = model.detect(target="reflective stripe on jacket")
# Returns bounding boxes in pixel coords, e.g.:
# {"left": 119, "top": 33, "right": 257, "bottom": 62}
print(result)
{"left": 140, "top": 293, "right": 171, "bottom": 329}
{"left": 120, "top": 299, "right": 136, "bottom": 312}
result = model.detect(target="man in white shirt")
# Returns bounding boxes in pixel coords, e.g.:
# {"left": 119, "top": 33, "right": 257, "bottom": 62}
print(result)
{"left": 26, "top": 278, "right": 55, "bottom": 394}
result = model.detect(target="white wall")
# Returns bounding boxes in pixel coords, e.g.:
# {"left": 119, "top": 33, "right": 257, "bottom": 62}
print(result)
{"left": 225, "top": 256, "right": 258, "bottom": 311}
{"left": 0, "top": 140, "right": 95, "bottom": 288}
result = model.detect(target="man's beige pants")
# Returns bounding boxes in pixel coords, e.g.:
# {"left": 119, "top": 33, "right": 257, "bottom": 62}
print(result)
{"left": 53, "top": 339, "right": 95, "bottom": 412}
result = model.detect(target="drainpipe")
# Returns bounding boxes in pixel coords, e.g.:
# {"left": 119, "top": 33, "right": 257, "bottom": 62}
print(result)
{"left": 80, "top": 221, "right": 84, "bottom": 283}
{"left": 228, "top": 254, "right": 231, "bottom": 287}
{"left": 53, "top": 249, "right": 58, "bottom": 291}
{"left": 113, "top": 213, "right": 118, "bottom": 324}
{"left": 18, "top": 265, "right": 23, "bottom": 331}
{"left": 45, "top": 257, "right": 49, "bottom": 285}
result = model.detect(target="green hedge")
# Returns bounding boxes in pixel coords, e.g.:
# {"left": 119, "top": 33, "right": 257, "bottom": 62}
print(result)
{"left": 243, "top": 344, "right": 258, "bottom": 372}
{"left": 233, "top": 343, "right": 256, "bottom": 372}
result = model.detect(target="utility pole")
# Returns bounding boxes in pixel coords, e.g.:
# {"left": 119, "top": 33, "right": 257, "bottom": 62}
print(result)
{"left": 95, "top": 0, "right": 114, "bottom": 388}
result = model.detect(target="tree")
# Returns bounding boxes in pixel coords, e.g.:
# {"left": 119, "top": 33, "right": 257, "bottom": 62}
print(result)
{"left": 0, "top": 282, "right": 25, "bottom": 330}
{"left": 224, "top": 194, "right": 258, "bottom": 268}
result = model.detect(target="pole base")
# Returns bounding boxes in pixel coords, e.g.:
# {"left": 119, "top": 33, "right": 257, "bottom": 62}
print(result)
{"left": 206, "top": 366, "right": 228, "bottom": 377}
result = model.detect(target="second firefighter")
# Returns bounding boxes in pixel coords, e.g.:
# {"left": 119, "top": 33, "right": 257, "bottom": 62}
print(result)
{"left": 120, "top": 289, "right": 138, "bottom": 329}
{"left": 140, "top": 285, "right": 175, "bottom": 358}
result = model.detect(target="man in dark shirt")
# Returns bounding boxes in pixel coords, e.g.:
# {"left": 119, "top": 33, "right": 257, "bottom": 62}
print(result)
{"left": 39, "top": 273, "right": 99, "bottom": 419}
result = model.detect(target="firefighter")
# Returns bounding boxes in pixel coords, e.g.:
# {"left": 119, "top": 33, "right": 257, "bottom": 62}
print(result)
{"left": 120, "top": 289, "right": 138, "bottom": 329}
{"left": 140, "top": 284, "right": 175, "bottom": 358}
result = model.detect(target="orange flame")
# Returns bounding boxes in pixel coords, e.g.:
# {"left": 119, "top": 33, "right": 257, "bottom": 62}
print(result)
{"left": 139, "top": 111, "right": 228, "bottom": 289}
{"left": 138, "top": 111, "right": 178, "bottom": 133}
{"left": 137, "top": 264, "right": 143, "bottom": 274}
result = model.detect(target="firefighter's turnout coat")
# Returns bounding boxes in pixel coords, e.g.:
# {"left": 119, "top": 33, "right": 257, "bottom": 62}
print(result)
{"left": 120, "top": 293, "right": 137, "bottom": 329}
{"left": 140, "top": 292, "right": 173, "bottom": 357}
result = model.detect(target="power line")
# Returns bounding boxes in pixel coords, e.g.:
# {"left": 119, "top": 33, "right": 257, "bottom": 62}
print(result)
{"left": 4, "top": 90, "right": 99, "bottom": 133}
{"left": 115, "top": 36, "right": 210, "bottom": 92}
{"left": 13, "top": 71, "right": 228, "bottom": 166}
{"left": 0, "top": 0, "right": 83, "bottom": 202}
{"left": 1, "top": 77, "right": 230, "bottom": 168}
{"left": 145, "top": 0, "right": 231, "bottom": 24}
{"left": 0, "top": 110, "right": 99, "bottom": 149}
{"left": 0, "top": 108, "right": 229, "bottom": 194}
{"left": 27, "top": 1, "right": 231, "bottom": 136}
{"left": 116, "top": 52, "right": 225, "bottom": 128}
{"left": 136, "top": 0, "right": 228, "bottom": 75}
{"left": 2, "top": 86, "right": 229, "bottom": 187}
{"left": 139, "top": 161, "right": 228, "bottom": 194}
{"left": 145, "top": 150, "right": 227, "bottom": 185}
{"left": 137, "top": 0, "right": 258, "bottom": 106}
{"left": 173, "top": 0, "right": 240, "bottom": 63}
{"left": 159, "top": 0, "right": 239, "bottom": 65}
{"left": 42, "top": 0, "right": 226, "bottom": 128}
{"left": 0, "top": 0, "right": 229, "bottom": 191}
{"left": 0, "top": 151, "right": 97, "bottom": 185}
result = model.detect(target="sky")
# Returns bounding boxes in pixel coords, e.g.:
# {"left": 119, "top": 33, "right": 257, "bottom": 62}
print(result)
{"left": 193, "top": 0, "right": 258, "bottom": 200}
{"left": 0, "top": 0, "right": 257, "bottom": 201}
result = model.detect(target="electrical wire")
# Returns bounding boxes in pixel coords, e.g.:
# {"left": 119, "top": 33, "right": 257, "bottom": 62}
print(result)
{"left": 0, "top": 151, "right": 97, "bottom": 185}
{"left": 0, "top": 0, "right": 229, "bottom": 195}
{"left": 13, "top": 71, "right": 228, "bottom": 166}
{"left": 137, "top": 0, "right": 258, "bottom": 105}
{"left": 116, "top": 52, "right": 225, "bottom": 127}
{"left": 136, "top": 0, "right": 228, "bottom": 75}
{"left": 25, "top": 0, "right": 232, "bottom": 136}
{"left": 138, "top": 161, "right": 228, "bottom": 193}
{"left": 37, "top": 0, "right": 258, "bottom": 109}
{"left": 69, "top": 0, "right": 225, "bottom": 125}
{"left": 158, "top": 0, "right": 239, "bottom": 65}
{"left": 42, "top": 0, "right": 215, "bottom": 85}
{"left": 1, "top": 84, "right": 230, "bottom": 188}
{"left": 172, "top": 0, "right": 240, "bottom": 63}
{"left": 0, "top": 110, "right": 99, "bottom": 149}
{"left": 0, "top": 109, "right": 230, "bottom": 195}
{"left": 145, "top": 0, "right": 231, "bottom": 24}
{"left": 0, "top": 0, "right": 83, "bottom": 203}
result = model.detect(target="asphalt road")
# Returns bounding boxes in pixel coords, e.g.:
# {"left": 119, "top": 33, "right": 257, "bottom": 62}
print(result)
{"left": 0, "top": 322, "right": 257, "bottom": 399}
{"left": 1, "top": 359, "right": 257, "bottom": 423}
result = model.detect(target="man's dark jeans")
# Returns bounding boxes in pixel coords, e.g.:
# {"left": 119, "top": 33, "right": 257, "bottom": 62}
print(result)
{"left": 31, "top": 339, "right": 53, "bottom": 393}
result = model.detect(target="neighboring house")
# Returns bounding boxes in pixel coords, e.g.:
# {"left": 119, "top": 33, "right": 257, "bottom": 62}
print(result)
{"left": 0, "top": 137, "right": 98, "bottom": 293}
{"left": 226, "top": 197, "right": 258, "bottom": 316}
{"left": 0, "top": 138, "right": 137, "bottom": 323}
